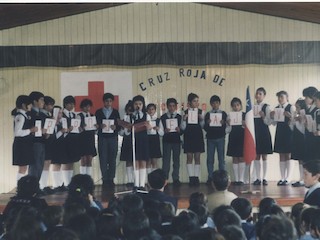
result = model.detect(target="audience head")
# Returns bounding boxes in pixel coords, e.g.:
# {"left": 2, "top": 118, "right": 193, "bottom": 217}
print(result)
{"left": 148, "top": 169, "right": 167, "bottom": 190}
{"left": 172, "top": 210, "right": 200, "bottom": 238}
{"left": 310, "top": 209, "right": 320, "bottom": 238}
{"left": 300, "top": 207, "right": 317, "bottom": 236}
{"left": 185, "top": 228, "right": 225, "bottom": 240}
{"left": 291, "top": 202, "right": 308, "bottom": 237}
{"left": 231, "top": 198, "right": 252, "bottom": 220}
{"left": 188, "top": 204, "right": 209, "bottom": 227}
{"left": 158, "top": 202, "right": 176, "bottom": 223}
{"left": 96, "top": 208, "right": 123, "bottom": 239}
{"left": 66, "top": 213, "right": 96, "bottom": 240}
{"left": 213, "top": 207, "right": 241, "bottom": 233}
{"left": 220, "top": 225, "right": 246, "bottom": 240}
{"left": 42, "top": 205, "right": 64, "bottom": 229}
{"left": 212, "top": 170, "right": 230, "bottom": 191}
{"left": 47, "top": 228, "right": 79, "bottom": 240}
{"left": 17, "top": 175, "right": 40, "bottom": 198}
{"left": 258, "top": 197, "right": 277, "bottom": 218}
{"left": 121, "top": 194, "right": 144, "bottom": 214}
{"left": 303, "top": 160, "right": 320, "bottom": 188}
{"left": 122, "top": 211, "right": 150, "bottom": 239}
{"left": 258, "top": 215, "right": 297, "bottom": 240}
{"left": 63, "top": 203, "right": 86, "bottom": 226}
{"left": 189, "top": 192, "right": 208, "bottom": 206}
{"left": 144, "top": 209, "right": 162, "bottom": 234}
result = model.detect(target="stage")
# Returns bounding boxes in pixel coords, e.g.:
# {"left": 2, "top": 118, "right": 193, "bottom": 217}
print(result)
{"left": 0, "top": 181, "right": 306, "bottom": 213}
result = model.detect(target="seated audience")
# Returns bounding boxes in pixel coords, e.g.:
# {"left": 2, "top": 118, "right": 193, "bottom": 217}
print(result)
{"left": 207, "top": 170, "right": 238, "bottom": 212}
{"left": 310, "top": 209, "right": 320, "bottom": 239}
{"left": 231, "top": 198, "right": 256, "bottom": 240}
{"left": 220, "top": 225, "right": 246, "bottom": 240}
{"left": 142, "top": 169, "right": 178, "bottom": 212}
{"left": 188, "top": 204, "right": 210, "bottom": 228}
{"left": 213, "top": 206, "right": 241, "bottom": 233}
{"left": 303, "top": 160, "right": 320, "bottom": 208}
{"left": 171, "top": 210, "right": 200, "bottom": 238}
{"left": 185, "top": 228, "right": 225, "bottom": 240}
{"left": 257, "top": 197, "right": 277, "bottom": 219}
{"left": 299, "top": 207, "right": 317, "bottom": 240}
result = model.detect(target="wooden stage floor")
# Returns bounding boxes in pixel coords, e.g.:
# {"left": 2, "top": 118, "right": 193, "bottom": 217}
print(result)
{"left": 0, "top": 181, "right": 306, "bottom": 212}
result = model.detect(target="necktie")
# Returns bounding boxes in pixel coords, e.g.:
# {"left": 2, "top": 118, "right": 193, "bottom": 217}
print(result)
{"left": 86, "top": 113, "right": 89, "bottom": 117}
{"left": 171, "top": 114, "right": 174, "bottom": 119}
{"left": 137, "top": 112, "right": 141, "bottom": 120}
{"left": 69, "top": 112, "right": 71, "bottom": 118}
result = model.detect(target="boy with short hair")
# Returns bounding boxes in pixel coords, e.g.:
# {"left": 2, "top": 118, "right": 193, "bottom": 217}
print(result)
{"left": 159, "top": 98, "right": 182, "bottom": 186}
{"left": 28, "top": 91, "right": 47, "bottom": 181}
{"left": 204, "top": 95, "right": 227, "bottom": 184}
{"left": 95, "top": 93, "right": 120, "bottom": 187}
{"left": 303, "top": 160, "right": 320, "bottom": 208}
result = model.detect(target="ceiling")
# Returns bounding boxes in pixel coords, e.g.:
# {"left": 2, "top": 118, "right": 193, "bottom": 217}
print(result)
{"left": 0, "top": 3, "right": 320, "bottom": 31}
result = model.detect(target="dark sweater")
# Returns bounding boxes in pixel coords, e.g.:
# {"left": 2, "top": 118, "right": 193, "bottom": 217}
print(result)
{"left": 204, "top": 110, "right": 227, "bottom": 139}
{"left": 95, "top": 108, "right": 120, "bottom": 138}
{"left": 160, "top": 113, "right": 182, "bottom": 143}
{"left": 304, "top": 187, "right": 320, "bottom": 208}
{"left": 29, "top": 108, "right": 47, "bottom": 143}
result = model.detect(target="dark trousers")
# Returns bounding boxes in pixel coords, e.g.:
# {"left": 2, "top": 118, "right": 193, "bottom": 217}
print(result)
{"left": 98, "top": 136, "right": 118, "bottom": 182}
{"left": 162, "top": 142, "right": 181, "bottom": 181}
{"left": 29, "top": 142, "right": 45, "bottom": 180}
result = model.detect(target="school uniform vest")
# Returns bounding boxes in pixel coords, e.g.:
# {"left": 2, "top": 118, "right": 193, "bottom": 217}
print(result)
{"left": 160, "top": 113, "right": 182, "bottom": 143}
{"left": 15, "top": 112, "right": 33, "bottom": 137}
{"left": 95, "top": 108, "right": 120, "bottom": 138}
{"left": 204, "top": 111, "right": 227, "bottom": 139}
{"left": 254, "top": 104, "right": 268, "bottom": 129}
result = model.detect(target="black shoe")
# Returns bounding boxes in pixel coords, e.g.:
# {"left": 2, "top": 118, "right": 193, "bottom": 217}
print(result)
{"left": 194, "top": 177, "right": 200, "bottom": 187}
{"left": 206, "top": 179, "right": 212, "bottom": 186}
{"left": 238, "top": 181, "right": 244, "bottom": 186}
{"left": 277, "top": 180, "right": 283, "bottom": 186}
{"left": 189, "top": 177, "right": 194, "bottom": 187}
{"left": 43, "top": 187, "right": 55, "bottom": 195}
{"left": 282, "top": 180, "right": 289, "bottom": 186}
{"left": 54, "top": 185, "right": 68, "bottom": 192}
{"left": 36, "top": 189, "right": 45, "bottom": 197}
{"left": 253, "top": 179, "right": 261, "bottom": 185}
{"left": 173, "top": 180, "right": 181, "bottom": 187}
{"left": 262, "top": 179, "right": 268, "bottom": 186}
{"left": 292, "top": 181, "right": 304, "bottom": 187}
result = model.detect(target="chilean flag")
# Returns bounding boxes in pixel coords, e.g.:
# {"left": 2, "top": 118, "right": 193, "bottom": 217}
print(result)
{"left": 243, "top": 86, "right": 256, "bottom": 164}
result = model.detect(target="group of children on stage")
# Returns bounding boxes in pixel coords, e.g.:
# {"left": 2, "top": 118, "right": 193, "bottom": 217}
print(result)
{"left": 12, "top": 86, "right": 320, "bottom": 192}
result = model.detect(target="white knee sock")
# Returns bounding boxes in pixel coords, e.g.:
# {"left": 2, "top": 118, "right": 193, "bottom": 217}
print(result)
{"left": 299, "top": 164, "right": 304, "bottom": 182}
{"left": 285, "top": 160, "right": 293, "bottom": 181}
{"left": 79, "top": 166, "right": 86, "bottom": 174}
{"left": 16, "top": 172, "right": 25, "bottom": 182}
{"left": 194, "top": 164, "right": 200, "bottom": 177}
{"left": 280, "top": 162, "right": 286, "bottom": 180}
{"left": 139, "top": 168, "right": 146, "bottom": 187}
{"left": 62, "top": 170, "right": 73, "bottom": 186}
{"left": 262, "top": 160, "right": 267, "bottom": 180}
{"left": 187, "top": 164, "right": 194, "bottom": 177}
{"left": 134, "top": 170, "right": 139, "bottom": 187}
{"left": 52, "top": 171, "right": 62, "bottom": 188}
{"left": 39, "top": 170, "right": 49, "bottom": 189}
{"left": 239, "top": 162, "right": 245, "bottom": 182}
{"left": 126, "top": 166, "right": 134, "bottom": 183}
{"left": 146, "top": 168, "right": 152, "bottom": 175}
{"left": 86, "top": 166, "right": 92, "bottom": 176}
{"left": 254, "top": 160, "right": 261, "bottom": 180}
{"left": 233, "top": 164, "right": 239, "bottom": 182}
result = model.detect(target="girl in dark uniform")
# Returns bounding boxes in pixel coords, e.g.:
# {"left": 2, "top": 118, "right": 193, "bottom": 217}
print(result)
{"left": 119, "top": 101, "right": 134, "bottom": 187}
{"left": 125, "top": 95, "right": 151, "bottom": 188}
{"left": 146, "top": 103, "right": 163, "bottom": 175}
{"left": 291, "top": 99, "right": 307, "bottom": 187}
{"left": 180, "top": 93, "right": 205, "bottom": 186}
{"left": 12, "top": 95, "right": 37, "bottom": 182}
{"left": 62, "top": 96, "right": 81, "bottom": 187}
{"left": 226, "top": 97, "right": 245, "bottom": 185}
{"left": 39, "top": 96, "right": 56, "bottom": 194}
{"left": 78, "top": 99, "right": 97, "bottom": 177}
{"left": 271, "top": 91, "right": 294, "bottom": 186}
{"left": 253, "top": 88, "right": 273, "bottom": 186}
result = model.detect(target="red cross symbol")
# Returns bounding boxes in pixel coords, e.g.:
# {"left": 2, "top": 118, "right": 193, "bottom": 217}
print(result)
{"left": 74, "top": 81, "right": 119, "bottom": 114}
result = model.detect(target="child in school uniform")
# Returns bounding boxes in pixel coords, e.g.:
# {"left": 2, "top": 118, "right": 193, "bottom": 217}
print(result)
{"left": 124, "top": 95, "right": 151, "bottom": 188}
{"left": 28, "top": 91, "right": 47, "bottom": 181}
{"left": 291, "top": 99, "right": 307, "bottom": 187}
{"left": 314, "top": 91, "right": 320, "bottom": 159}
{"left": 95, "top": 93, "right": 120, "bottom": 187}
{"left": 226, "top": 97, "right": 246, "bottom": 185}
{"left": 270, "top": 90, "right": 295, "bottom": 186}
{"left": 119, "top": 100, "right": 134, "bottom": 187}
{"left": 62, "top": 95, "right": 81, "bottom": 187}
{"left": 39, "top": 96, "right": 56, "bottom": 194}
{"left": 78, "top": 99, "right": 97, "bottom": 176}
{"left": 12, "top": 95, "right": 38, "bottom": 182}
{"left": 159, "top": 98, "right": 182, "bottom": 186}
{"left": 204, "top": 95, "right": 227, "bottom": 185}
{"left": 303, "top": 160, "right": 320, "bottom": 208}
{"left": 253, "top": 87, "right": 273, "bottom": 186}
{"left": 51, "top": 106, "right": 68, "bottom": 192}
{"left": 146, "top": 103, "right": 164, "bottom": 175}
{"left": 180, "top": 93, "right": 205, "bottom": 186}
{"left": 303, "top": 87, "right": 319, "bottom": 161}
